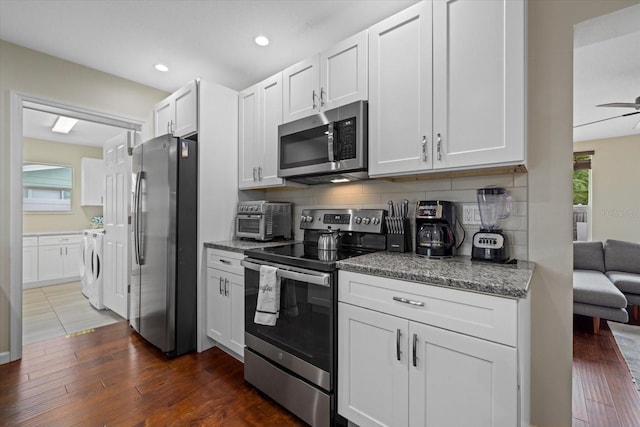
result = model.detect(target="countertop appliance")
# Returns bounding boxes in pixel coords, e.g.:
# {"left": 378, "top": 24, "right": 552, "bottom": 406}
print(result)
{"left": 277, "top": 100, "right": 368, "bottom": 184}
{"left": 415, "top": 200, "right": 457, "bottom": 257}
{"left": 472, "top": 187, "right": 512, "bottom": 263}
{"left": 131, "top": 134, "right": 198, "bottom": 357}
{"left": 235, "top": 200, "right": 292, "bottom": 241}
{"left": 242, "top": 208, "right": 386, "bottom": 427}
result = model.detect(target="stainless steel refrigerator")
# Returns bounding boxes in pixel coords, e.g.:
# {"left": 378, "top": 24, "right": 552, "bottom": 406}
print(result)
{"left": 131, "top": 134, "right": 198, "bottom": 357}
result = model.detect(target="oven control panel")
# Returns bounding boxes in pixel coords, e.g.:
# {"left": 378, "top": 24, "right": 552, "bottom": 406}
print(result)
{"left": 300, "top": 209, "right": 385, "bottom": 233}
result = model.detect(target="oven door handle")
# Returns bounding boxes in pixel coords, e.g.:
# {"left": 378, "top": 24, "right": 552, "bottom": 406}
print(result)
{"left": 241, "top": 259, "right": 330, "bottom": 287}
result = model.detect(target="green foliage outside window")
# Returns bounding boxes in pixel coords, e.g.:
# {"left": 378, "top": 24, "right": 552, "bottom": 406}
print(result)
{"left": 573, "top": 154, "right": 590, "bottom": 205}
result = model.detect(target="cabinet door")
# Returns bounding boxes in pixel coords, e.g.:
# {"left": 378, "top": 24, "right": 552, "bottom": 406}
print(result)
{"left": 320, "top": 30, "right": 368, "bottom": 110}
{"left": 154, "top": 97, "right": 173, "bottom": 137}
{"left": 228, "top": 272, "right": 245, "bottom": 356}
{"left": 368, "top": 1, "right": 433, "bottom": 177}
{"left": 409, "top": 322, "right": 517, "bottom": 427}
{"left": 38, "top": 245, "right": 63, "bottom": 281}
{"left": 63, "top": 244, "right": 80, "bottom": 278}
{"left": 338, "top": 303, "right": 409, "bottom": 427}
{"left": 80, "top": 157, "right": 104, "bottom": 206}
{"left": 173, "top": 79, "right": 198, "bottom": 137}
{"left": 238, "top": 84, "right": 260, "bottom": 189}
{"left": 257, "top": 72, "right": 284, "bottom": 187}
{"left": 283, "top": 56, "right": 319, "bottom": 122}
{"left": 207, "top": 268, "right": 229, "bottom": 343}
{"left": 23, "top": 245, "right": 38, "bottom": 283}
{"left": 433, "top": 0, "right": 525, "bottom": 169}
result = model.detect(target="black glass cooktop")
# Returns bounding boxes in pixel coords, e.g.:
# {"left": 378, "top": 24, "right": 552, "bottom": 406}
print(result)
{"left": 244, "top": 243, "right": 372, "bottom": 272}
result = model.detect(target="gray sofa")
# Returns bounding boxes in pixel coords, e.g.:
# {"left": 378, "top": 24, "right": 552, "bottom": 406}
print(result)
{"left": 573, "top": 240, "right": 640, "bottom": 334}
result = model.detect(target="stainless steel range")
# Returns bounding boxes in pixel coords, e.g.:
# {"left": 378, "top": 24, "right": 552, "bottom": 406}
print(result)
{"left": 242, "top": 208, "right": 387, "bottom": 427}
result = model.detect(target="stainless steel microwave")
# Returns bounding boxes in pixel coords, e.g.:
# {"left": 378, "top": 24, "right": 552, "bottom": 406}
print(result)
{"left": 277, "top": 100, "right": 368, "bottom": 185}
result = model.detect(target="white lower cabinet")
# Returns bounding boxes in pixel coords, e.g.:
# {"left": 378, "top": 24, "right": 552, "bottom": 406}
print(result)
{"left": 22, "top": 237, "right": 38, "bottom": 284}
{"left": 338, "top": 270, "right": 528, "bottom": 427}
{"left": 36, "top": 234, "right": 82, "bottom": 283}
{"left": 206, "top": 249, "right": 245, "bottom": 358}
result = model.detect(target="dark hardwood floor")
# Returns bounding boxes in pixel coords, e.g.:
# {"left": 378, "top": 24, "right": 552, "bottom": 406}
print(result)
{"left": 3, "top": 315, "right": 639, "bottom": 426}
{"left": 573, "top": 313, "right": 640, "bottom": 427}
{"left": 0, "top": 322, "right": 305, "bottom": 426}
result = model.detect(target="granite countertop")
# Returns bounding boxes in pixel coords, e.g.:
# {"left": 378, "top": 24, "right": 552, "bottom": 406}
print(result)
{"left": 336, "top": 252, "right": 535, "bottom": 299}
{"left": 204, "top": 239, "right": 298, "bottom": 254}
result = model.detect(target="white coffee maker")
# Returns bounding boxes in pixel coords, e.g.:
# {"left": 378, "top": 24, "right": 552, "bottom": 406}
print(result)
{"left": 472, "top": 187, "right": 512, "bottom": 263}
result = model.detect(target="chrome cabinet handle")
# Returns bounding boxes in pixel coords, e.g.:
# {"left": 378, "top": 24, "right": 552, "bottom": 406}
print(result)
{"left": 219, "top": 277, "right": 224, "bottom": 295}
{"left": 437, "top": 133, "right": 442, "bottom": 161}
{"left": 320, "top": 87, "right": 325, "bottom": 107}
{"left": 258, "top": 166, "right": 262, "bottom": 181}
{"left": 252, "top": 167, "right": 257, "bottom": 182}
{"left": 421, "top": 136, "right": 427, "bottom": 161}
{"left": 312, "top": 90, "right": 317, "bottom": 110}
{"left": 412, "top": 333, "right": 418, "bottom": 367}
{"left": 60, "top": 247, "right": 63, "bottom": 256}
{"left": 167, "top": 121, "right": 170, "bottom": 135}
{"left": 225, "top": 278, "right": 229, "bottom": 296}
{"left": 396, "top": 329, "right": 402, "bottom": 361}
{"left": 393, "top": 296, "right": 425, "bottom": 307}
{"left": 65, "top": 247, "right": 68, "bottom": 256}
{"left": 219, "top": 259, "right": 231, "bottom": 265}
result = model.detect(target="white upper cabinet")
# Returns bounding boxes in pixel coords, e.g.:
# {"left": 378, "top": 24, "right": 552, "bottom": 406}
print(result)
{"left": 369, "top": 0, "right": 525, "bottom": 178}
{"left": 432, "top": 0, "right": 525, "bottom": 169}
{"left": 368, "top": 1, "right": 433, "bottom": 177}
{"left": 283, "top": 31, "right": 368, "bottom": 122}
{"left": 154, "top": 79, "right": 198, "bottom": 138}
{"left": 80, "top": 157, "right": 104, "bottom": 206}
{"left": 238, "top": 72, "right": 286, "bottom": 189}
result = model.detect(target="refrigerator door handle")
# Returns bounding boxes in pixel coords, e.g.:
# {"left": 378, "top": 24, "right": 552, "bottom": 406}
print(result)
{"left": 134, "top": 171, "right": 145, "bottom": 265}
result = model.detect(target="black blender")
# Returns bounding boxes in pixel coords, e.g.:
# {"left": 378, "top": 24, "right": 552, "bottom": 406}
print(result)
{"left": 472, "top": 187, "right": 512, "bottom": 263}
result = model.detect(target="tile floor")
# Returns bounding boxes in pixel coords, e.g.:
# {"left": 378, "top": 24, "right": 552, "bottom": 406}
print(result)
{"left": 23, "top": 281, "right": 124, "bottom": 345}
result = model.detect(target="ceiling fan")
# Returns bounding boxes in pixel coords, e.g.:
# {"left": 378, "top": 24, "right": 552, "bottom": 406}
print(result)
{"left": 574, "top": 95, "right": 640, "bottom": 128}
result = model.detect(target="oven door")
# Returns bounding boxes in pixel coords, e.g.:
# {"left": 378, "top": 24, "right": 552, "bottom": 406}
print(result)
{"left": 242, "top": 258, "right": 335, "bottom": 391}
{"left": 235, "top": 214, "right": 265, "bottom": 240}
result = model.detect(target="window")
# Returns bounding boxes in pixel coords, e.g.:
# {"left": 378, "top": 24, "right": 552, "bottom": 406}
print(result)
{"left": 23, "top": 163, "right": 73, "bottom": 212}
{"left": 573, "top": 151, "right": 592, "bottom": 205}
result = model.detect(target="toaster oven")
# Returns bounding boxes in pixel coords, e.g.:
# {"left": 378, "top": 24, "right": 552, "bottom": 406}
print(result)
{"left": 235, "top": 201, "right": 292, "bottom": 241}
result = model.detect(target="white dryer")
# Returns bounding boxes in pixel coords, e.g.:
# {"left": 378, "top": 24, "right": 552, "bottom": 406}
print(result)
{"left": 79, "top": 230, "right": 92, "bottom": 298}
{"left": 87, "top": 230, "right": 106, "bottom": 310}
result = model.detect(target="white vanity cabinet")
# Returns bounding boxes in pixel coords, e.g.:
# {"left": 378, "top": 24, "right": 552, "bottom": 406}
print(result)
{"left": 337, "top": 270, "right": 529, "bottom": 427}
{"left": 80, "top": 157, "right": 104, "bottom": 206}
{"left": 22, "top": 236, "right": 39, "bottom": 284}
{"left": 368, "top": 0, "right": 525, "bottom": 178}
{"left": 238, "top": 72, "right": 286, "bottom": 189}
{"left": 37, "top": 234, "right": 82, "bottom": 283}
{"left": 206, "top": 248, "right": 245, "bottom": 358}
{"left": 154, "top": 79, "right": 198, "bottom": 138}
{"left": 283, "top": 30, "right": 368, "bottom": 122}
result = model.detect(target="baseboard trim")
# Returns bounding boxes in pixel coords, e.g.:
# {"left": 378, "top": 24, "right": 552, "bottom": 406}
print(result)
{"left": 0, "top": 351, "right": 11, "bottom": 365}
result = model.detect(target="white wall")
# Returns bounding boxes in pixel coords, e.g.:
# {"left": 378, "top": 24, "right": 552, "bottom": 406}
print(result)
{"left": 574, "top": 134, "right": 640, "bottom": 243}
{"left": 527, "top": 0, "right": 639, "bottom": 425}
{"left": 0, "top": 40, "right": 169, "bottom": 356}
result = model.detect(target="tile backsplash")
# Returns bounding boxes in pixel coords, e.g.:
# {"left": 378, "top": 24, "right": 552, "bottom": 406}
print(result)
{"left": 264, "top": 173, "right": 528, "bottom": 261}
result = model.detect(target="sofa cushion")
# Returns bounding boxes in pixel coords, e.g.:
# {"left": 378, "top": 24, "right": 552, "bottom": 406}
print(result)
{"left": 604, "top": 239, "right": 640, "bottom": 274}
{"left": 573, "top": 302, "right": 628, "bottom": 323}
{"left": 574, "top": 241, "right": 605, "bottom": 272}
{"left": 573, "top": 270, "right": 627, "bottom": 308}
{"left": 606, "top": 271, "right": 640, "bottom": 294}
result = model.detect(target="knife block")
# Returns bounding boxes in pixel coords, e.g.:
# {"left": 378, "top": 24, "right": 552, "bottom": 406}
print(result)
{"left": 386, "top": 218, "right": 412, "bottom": 253}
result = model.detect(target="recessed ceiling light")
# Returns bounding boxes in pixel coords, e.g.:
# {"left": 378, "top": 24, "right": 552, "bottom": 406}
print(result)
{"left": 155, "top": 63, "right": 169, "bottom": 72}
{"left": 51, "top": 116, "right": 79, "bottom": 134}
{"left": 254, "top": 35, "right": 269, "bottom": 47}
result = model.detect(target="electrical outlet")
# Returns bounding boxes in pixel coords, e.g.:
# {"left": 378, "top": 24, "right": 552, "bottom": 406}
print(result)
{"left": 462, "top": 205, "right": 482, "bottom": 225}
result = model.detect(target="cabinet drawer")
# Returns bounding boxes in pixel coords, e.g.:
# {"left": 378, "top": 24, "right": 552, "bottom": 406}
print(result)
{"left": 23, "top": 236, "right": 38, "bottom": 247}
{"left": 207, "top": 248, "right": 244, "bottom": 275}
{"left": 38, "top": 234, "right": 82, "bottom": 246}
{"left": 338, "top": 271, "right": 518, "bottom": 346}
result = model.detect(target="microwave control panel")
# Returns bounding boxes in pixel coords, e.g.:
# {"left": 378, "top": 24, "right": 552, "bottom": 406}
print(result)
{"left": 336, "top": 118, "right": 356, "bottom": 160}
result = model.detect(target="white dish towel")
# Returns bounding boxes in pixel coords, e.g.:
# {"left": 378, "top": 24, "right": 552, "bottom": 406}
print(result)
{"left": 254, "top": 265, "right": 280, "bottom": 326}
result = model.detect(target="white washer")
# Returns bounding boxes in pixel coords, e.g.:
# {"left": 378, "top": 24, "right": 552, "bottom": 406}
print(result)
{"left": 79, "top": 230, "right": 92, "bottom": 298}
{"left": 87, "top": 230, "right": 106, "bottom": 310}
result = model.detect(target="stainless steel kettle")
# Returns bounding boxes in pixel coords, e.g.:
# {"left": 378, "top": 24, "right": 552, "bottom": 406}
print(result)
{"left": 318, "top": 229, "right": 340, "bottom": 251}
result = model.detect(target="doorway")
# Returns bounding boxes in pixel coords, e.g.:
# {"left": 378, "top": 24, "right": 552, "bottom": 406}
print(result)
{"left": 9, "top": 94, "right": 143, "bottom": 359}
